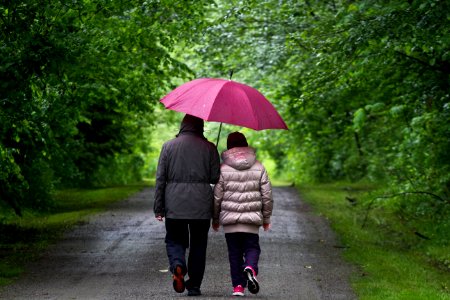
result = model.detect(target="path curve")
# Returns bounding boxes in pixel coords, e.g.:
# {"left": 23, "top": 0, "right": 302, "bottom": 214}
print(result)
{"left": 0, "top": 187, "right": 356, "bottom": 299}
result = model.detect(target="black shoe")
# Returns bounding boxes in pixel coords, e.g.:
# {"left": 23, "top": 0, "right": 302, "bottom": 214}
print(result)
{"left": 244, "top": 266, "right": 259, "bottom": 294}
{"left": 172, "top": 265, "right": 185, "bottom": 293}
{"left": 187, "top": 287, "right": 202, "bottom": 296}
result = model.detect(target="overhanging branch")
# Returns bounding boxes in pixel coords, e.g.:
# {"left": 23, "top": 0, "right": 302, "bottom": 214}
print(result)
{"left": 374, "top": 191, "right": 447, "bottom": 203}
{"left": 361, "top": 190, "right": 448, "bottom": 228}
{"left": 395, "top": 50, "right": 450, "bottom": 75}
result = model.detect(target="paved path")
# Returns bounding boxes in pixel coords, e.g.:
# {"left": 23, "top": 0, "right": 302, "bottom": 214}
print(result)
{"left": 0, "top": 187, "right": 356, "bottom": 299}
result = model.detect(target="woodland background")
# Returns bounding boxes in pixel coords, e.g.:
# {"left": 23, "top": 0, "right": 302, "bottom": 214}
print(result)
{"left": 1, "top": 0, "right": 449, "bottom": 267}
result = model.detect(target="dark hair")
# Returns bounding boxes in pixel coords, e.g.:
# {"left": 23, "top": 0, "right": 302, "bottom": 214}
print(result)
{"left": 227, "top": 132, "right": 248, "bottom": 149}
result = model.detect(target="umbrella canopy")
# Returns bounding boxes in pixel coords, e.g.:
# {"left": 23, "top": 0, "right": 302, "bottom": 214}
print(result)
{"left": 160, "top": 78, "right": 288, "bottom": 131}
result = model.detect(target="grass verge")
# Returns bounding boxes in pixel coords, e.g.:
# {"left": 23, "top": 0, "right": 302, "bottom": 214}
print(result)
{"left": 298, "top": 182, "right": 450, "bottom": 300}
{"left": 0, "top": 182, "right": 148, "bottom": 286}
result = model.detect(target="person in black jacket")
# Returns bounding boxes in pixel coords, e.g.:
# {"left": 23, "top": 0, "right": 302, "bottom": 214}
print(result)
{"left": 154, "top": 114, "right": 220, "bottom": 296}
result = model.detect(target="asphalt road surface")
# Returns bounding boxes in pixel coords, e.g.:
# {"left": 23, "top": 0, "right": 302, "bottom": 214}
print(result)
{"left": 0, "top": 187, "right": 357, "bottom": 299}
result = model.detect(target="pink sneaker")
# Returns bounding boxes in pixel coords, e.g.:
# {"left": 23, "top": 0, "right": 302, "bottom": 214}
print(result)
{"left": 232, "top": 285, "right": 245, "bottom": 296}
{"left": 244, "top": 266, "right": 259, "bottom": 294}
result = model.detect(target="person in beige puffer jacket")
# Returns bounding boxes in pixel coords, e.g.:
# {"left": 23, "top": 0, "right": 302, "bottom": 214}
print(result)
{"left": 213, "top": 132, "right": 273, "bottom": 297}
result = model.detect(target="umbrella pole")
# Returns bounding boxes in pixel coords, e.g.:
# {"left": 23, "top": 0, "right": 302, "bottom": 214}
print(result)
{"left": 216, "top": 122, "right": 223, "bottom": 147}
{"left": 215, "top": 70, "right": 231, "bottom": 147}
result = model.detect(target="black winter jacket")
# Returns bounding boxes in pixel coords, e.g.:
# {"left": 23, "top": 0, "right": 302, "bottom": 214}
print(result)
{"left": 153, "top": 116, "right": 220, "bottom": 219}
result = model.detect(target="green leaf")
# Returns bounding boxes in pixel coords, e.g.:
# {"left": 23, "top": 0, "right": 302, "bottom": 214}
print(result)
{"left": 353, "top": 108, "right": 366, "bottom": 132}
{"left": 389, "top": 105, "right": 405, "bottom": 116}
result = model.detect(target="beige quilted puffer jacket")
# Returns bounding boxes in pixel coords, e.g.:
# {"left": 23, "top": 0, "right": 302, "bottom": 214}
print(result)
{"left": 213, "top": 147, "right": 273, "bottom": 233}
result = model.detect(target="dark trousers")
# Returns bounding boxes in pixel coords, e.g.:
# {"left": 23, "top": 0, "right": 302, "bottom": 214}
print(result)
{"left": 225, "top": 232, "right": 261, "bottom": 288}
{"left": 165, "top": 218, "right": 210, "bottom": 288}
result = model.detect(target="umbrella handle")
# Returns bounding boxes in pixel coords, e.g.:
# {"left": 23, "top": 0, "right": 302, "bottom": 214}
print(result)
{"left": 216, "top": 122, "right": 223, "bottom": 148}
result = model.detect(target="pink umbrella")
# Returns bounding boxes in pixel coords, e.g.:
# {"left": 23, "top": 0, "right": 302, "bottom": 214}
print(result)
{"left": 160, "top": 78, "right": 288, "bottom": 131}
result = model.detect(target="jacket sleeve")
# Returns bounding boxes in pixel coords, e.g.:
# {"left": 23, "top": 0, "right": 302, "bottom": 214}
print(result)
{"left": 212, "top": 173, "right": 224, "bottom": 224}
{"left": 209, "top": 145, "right": 220, "bottom": 184}
{"left": 260, "top": 167, "right": 273, "bottom": 224}
{"left": 153, "top": 144, "right": 167, "bottom": 217}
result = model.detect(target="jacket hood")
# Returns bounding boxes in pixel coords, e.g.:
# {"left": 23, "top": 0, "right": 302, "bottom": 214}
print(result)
{"left": 221, "top": 147, "right": 256, "bottom": 170}
{"left": 177, "top": 114, "right": 205, "bottom": 138}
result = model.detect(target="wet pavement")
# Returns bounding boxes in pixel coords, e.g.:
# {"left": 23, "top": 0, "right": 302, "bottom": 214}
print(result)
{"left": 0, "top": 187, "right": 356, "bottom": 299}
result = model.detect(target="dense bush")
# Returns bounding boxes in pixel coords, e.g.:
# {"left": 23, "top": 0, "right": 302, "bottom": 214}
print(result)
{"left": 0, "top": 0, "right": 212, "bottom": 213}
{"left": 182, "top": 0, "right": 450, "bottom": 254}
{"left": 192, "top": 0, "right": 449, "bottom": 205}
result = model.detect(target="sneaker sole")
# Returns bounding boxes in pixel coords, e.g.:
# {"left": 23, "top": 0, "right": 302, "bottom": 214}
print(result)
{"left": 244, "top": 268, "right": 259, "bottom": 294}
{"left": 187, "top": 289, "right": 202, "bottom": 296}
{"left": 232, "top": 291, "right": 245, "bottom": 296}
{"left": 173, "top": 266, "right": 185, "bottom": 293}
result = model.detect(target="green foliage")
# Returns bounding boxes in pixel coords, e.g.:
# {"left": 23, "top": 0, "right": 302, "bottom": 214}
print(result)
{"left": 1, "top": 0, "right": 449, "bottom": 289}
{"left": 191, "top": 0, "right": 450, "bottom": 221}
{"left": 299, "top": 182, "right": 450, "bottom": 299}
{"left": 0, "top": 1, "right": 213, "bottom": 213}
{"left": 176, "top": 3, "right": 450, "bottom": 287}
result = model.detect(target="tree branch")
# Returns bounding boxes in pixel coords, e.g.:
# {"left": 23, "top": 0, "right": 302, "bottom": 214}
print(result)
{"left": 361, "top": 190, "right": 448, "bottom": 228}
{"left": 395, "top": 50, "right": 450, "bottom": 75}
{"left": 374, "top": 191, "right": 447, "bottom": 203}
{"left": 354, "top": 132, "right": 363, "bottom": 157}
